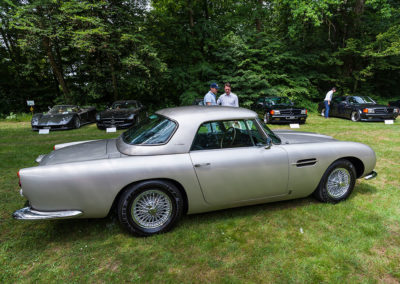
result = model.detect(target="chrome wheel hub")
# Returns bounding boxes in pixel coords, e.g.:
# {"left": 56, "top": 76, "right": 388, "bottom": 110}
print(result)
{"left": 326, "top": 168, "right": 351, "bottom": 198}
{"left": 131, "top": 190, "right": 172, "bottom": 229}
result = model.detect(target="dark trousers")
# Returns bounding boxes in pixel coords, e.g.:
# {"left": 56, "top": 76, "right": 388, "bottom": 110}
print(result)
{"left": 324, "top": 101, "right": 330, "bottom": 118}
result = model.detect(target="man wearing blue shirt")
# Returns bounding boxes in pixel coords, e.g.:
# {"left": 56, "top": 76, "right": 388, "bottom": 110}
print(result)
{"left": 204, "top": 83, "right": 219, "bottom": 106}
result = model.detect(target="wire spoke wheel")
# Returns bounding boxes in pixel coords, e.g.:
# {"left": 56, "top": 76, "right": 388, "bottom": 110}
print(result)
{"left": 326, "top": 168, "right": 351, "bottom": 199}
{"left": 131, "top": 189, "right": 172, "bottom": 229}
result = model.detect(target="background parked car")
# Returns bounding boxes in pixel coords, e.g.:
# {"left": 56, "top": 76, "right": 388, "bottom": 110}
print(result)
{"left": 96, "top": 100, "right": 146, "bottom": 129}
{"left": 388, "top": 99, "right": 400, "bottom": 108}
{"left": 252, "top": 96, "right": 307, "bottom": 124}
{"left": 193, "top": 98, "right": 205, "bottom": 106}
{"left": 318, "top": 96, "right": 399, "bottom": 122}
{"left": 31, "top": 105, "right": 96, "bottom": 130}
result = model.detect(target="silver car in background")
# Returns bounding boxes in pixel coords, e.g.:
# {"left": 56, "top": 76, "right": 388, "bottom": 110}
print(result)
{"left": 14, "top": 106, "right": 377, "bottom": 236}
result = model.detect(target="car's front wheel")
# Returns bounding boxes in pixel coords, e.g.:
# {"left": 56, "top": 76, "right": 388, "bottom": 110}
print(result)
{"left": 264, "top": 113, "right": 271, "bottom": 124}
{"left": 351, "top": 111, "right": 361, "bottom": 122}
{"left": 118, "top": 180, "right": 184, "bottom": 236}
{"left": 313, "top": 159, "right": 356, "bottom": 203}
{"left": 321, "top": 108, "right": 325, "bottom": 117}
{"left": 74, "top": 117, "right": 81, "bottom": 129}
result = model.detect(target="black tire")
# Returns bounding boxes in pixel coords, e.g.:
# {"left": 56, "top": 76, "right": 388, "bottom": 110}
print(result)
{"left": 313, "top": 159, "right": 356, "bottom": 203}
{"left": 351, "top": 111, "right": 361, "bottom": 122}
{"left": 118, "top": 180, "right": 184, "bottom": 236}
{"left": 264, "top": 113, "right": 271, "bottom": 124}
{"left": 74, "top": 117, "right": 81, "bottom": 129}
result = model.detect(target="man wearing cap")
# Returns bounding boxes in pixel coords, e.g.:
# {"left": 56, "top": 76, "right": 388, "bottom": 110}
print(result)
{"left": 217, "top": 83, "right": 239, "bottom": 107}
{"left": 204, "top": 83, "right": 219, "bottom": 106}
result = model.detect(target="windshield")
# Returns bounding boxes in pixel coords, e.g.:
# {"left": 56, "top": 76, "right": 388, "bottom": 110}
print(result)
{"left": 122, "top": 114, "right": 177, "bottom": 145}
{"left": 112, "top": 101, "right": 138, "bottom": 109}
{"left": 256, "top": 118, "right": 281, "bottom": 144}
{"left": 266, "top": 97, "right": 292, "bottom": 106}
{"left": 48, "top": 105, "right": 77, "bottom": 114}
{"left": 349, "top": 96, "right": 376, "bottom": 104}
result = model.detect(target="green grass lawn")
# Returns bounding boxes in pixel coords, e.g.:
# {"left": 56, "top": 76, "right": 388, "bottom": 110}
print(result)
{"left": 1, "top": 113, "right": 399, "bottom": 283}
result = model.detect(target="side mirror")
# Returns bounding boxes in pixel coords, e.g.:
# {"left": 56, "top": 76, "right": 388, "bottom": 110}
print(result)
{"left": 265, "top": 137, "right": 272, "bottom": 149}
{"left": 48, "top": 106, "right": 51, "bottom": 110}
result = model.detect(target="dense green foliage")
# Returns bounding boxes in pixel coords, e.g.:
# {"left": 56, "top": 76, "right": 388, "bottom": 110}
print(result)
{"left": 1, "top": 0, "right": 399, "bottom": 115}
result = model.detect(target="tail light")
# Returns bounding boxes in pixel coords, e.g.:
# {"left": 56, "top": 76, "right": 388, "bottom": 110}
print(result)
{"left": 17, "top": 170, "right": 21, "bottom": 187}
{"left": 53, "top": 145, "right": 55, "bottom": 150}
{"left": 305, "top": 109, "right": 308, "bottom": 114}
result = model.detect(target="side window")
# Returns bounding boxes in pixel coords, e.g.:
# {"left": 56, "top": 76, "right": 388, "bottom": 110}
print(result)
{"left": 246, "top": 120, "right": 266, "bottom": 146}
{"left": 191, "top": 120, "right": 255, "bottom": 151}
{"left": 332, "top": 97, "right": 342, "bottom": 103}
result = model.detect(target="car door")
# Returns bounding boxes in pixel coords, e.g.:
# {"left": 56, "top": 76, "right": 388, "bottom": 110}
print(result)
{"left": 329, "top": 97, "right": 340, "bottom": 117}
{"left": 337, "top": 97, "right": 350, "bottom": 117}
{"left": 189, "top": 119, "right": 289, "bottom": 206}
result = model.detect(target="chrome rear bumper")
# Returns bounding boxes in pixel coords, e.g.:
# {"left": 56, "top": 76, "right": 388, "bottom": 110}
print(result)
{"left": 13, "top": 207, "right": 83, "bottom": 220}
{"left": 364, "top": 171, "right": 378, "bottom": 180}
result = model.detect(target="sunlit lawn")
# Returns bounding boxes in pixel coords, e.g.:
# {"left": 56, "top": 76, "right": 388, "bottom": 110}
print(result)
{"left": 0, "top": 113, "right": 399, "bottom": 283}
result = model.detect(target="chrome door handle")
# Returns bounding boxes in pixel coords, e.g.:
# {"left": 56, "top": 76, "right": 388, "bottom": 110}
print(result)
{"left": 194, "top": 163, "right": 211, "bottom": 167}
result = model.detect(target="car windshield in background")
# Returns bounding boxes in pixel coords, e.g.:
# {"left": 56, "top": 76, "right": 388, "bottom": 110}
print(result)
{"left": 267, "top": 97, "right": 292, "bottom": 106}
{"left": 350, "top": 96, "right": 376, "bottom": 104}
{"left": 48, "top": 106, "right": 76, "bottom": 114}
{"left": 112, "top": 102, "right": 137, "bottom": 109}
{"left": 122, "top": 114, "right": 176, "bottom": 145}
{"left": 256, "top": 118, "right": 282, "bottom": 144}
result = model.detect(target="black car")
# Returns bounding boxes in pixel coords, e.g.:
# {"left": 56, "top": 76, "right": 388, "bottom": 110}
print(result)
{"left": 388, "top": 99, "right": 400, "bottom": 108}
{"left": 318, "top": 96, "right": 399, "bottom": 122}
{"left": 96, "top": 100, "right": 146, "bottom": 129}
{"left": 31, "top": 105, "right": 96, "bottom": 130}
{"left": 252, "top": 97, "right": 308, "bottom": 124}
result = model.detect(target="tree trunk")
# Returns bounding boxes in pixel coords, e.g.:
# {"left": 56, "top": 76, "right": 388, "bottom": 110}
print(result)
{"left": 255, "top": 0, "right": 263, "bottom": 33}
{"left": 109, "top": 56, "right": 118, "bottom": 101}
{"left": 42, "top": 36, "right": 70, "bottom": 101}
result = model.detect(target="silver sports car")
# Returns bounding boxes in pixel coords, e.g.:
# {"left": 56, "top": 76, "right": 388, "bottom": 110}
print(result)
{"left": 14, "top": 106, "right": 377, "bottom": 236}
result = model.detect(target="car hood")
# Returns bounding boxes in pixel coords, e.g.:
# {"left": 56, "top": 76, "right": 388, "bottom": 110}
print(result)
{"left": 39, "top": 139, "right": 123, "bottom": 166}
{"left": 100, "top": 109, "right": 136, "bottom": 118}
{"left": 273, "top": 130, "right": 336, "bottom": 144}
{"left": 352, "top": 103, "right": 388, "bottom": 108}
{"left": 35, "top": 113, "right": 74, "bottom": 125}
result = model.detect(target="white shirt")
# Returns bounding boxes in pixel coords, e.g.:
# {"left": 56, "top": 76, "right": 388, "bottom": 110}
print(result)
{"left": 324, "top": 90, "right": 334, "bottom": 101}
{"left": 217, "top": 92, "right": 239, "bottom": 107}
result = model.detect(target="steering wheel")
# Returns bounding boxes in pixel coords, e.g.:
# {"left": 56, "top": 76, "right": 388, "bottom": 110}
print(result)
{"left": 220, "top": 127, "right": 237, "bottom": 148}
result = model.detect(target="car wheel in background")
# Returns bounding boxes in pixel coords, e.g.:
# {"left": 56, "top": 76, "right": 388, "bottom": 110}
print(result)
{"left": 313, "top": 159, "right": 356, "bottom": 203}
{"left": 351, "top": 111, "right": 361, "bottom": 122}
{"left": 321, "top": 109, "right": 325, "bottom": 117}
{"left": 74, "top": 117, "right": 81, "bottom": 129}
{"left": 264, "top": 113, "right": 271, "bottom": 124}
{"left": 118, "top": 180, "right": 184, "bottom": 236}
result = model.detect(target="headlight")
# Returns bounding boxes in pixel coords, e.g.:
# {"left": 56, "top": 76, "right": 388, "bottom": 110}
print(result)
{"left": 270, "top": 110, "right": 280, "bottom": 115}
{"left": 301, "top": 109, "right": 307, "bottom": 114}
{"left": 363, "top": 108, "right": 374, "bottom": 114}
{"left": 96, "top": 114, "right": 100, "bottom": 120}
{"left": 128, "top": 114, "right": 135, "bottom": 120}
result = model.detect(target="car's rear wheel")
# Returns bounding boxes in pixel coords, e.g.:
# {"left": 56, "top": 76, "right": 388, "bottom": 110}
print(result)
{"left": 351, "top": 111, "right": 361, "bottom": 122}
{"left": 118, "top": 180, "right": 183, "bottom": 236}
{"left": 74, "top": 117, "right": 81, "bottom": 129}
{"left": 321, "top": 108, "right": 325, "bottom": 117}
{"left": 313, "top": 159, "right": 356, "bottom": 203}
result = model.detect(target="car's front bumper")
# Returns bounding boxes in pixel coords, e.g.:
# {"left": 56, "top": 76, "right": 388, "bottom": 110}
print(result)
{"left": 31, "top": 123, "right": 73, "bottom": 130}
{"left": 364, "top": 171, "right": 377, "bottom": 180}
{"left": 97, "top": 120, "right": 134, "bottom": 129}
{"left": 13, "top": 207, "right": 83, "bottom": 220}
{"left": 360, "top": 113, "right": 398, "bottom": 121}
{"left": 270, "top": 114, "right": 307, "bottom": 123}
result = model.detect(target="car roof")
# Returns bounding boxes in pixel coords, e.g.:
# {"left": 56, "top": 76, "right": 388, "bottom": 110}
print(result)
{"left": 157, "top": 106, "right": 257, "bottom": 123}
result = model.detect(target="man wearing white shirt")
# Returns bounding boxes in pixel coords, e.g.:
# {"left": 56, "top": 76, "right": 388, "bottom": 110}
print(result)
{"left": 217, "top": 83, "right": 239, "bottom": 107}
{"left": 324, "top": 87, "right": 336, "bottom": 118}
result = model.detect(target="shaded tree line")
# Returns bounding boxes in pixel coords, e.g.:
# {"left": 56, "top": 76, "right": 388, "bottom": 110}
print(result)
{"left": 1, "top": 0, "right": 399, "bottom": 115}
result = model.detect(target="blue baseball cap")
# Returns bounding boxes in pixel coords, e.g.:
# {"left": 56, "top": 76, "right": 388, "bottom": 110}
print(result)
{"left": 210, "top": 83, "right": 219, "bottom": 89}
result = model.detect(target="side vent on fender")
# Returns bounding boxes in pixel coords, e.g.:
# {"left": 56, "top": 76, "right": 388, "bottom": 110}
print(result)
{"left": 295, "top": 158, "right": 317, "bottom": 167}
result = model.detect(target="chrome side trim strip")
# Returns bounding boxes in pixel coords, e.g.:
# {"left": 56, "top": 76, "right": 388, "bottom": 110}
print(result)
{"left": 13, "top": 207, "right": 83, "bottom": 220}
{"left": 364, "top": 171, "right": 377, "bottom": 180}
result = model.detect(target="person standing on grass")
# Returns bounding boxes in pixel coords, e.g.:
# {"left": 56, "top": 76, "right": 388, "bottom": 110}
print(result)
{"left": 324, "top": 87, "right": 336, "bottom": 118}
{"left": 204, "top": 83, "right": 219, "bottom": 106}
{"left": 217, "top": 82, "right": 239, "bottom": 107}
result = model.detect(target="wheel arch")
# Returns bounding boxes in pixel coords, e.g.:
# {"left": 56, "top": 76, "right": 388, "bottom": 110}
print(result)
{"left": 108, "top": 178, "right": 189, "bottom": 216}
{"left": 334, "top": 156, "right": 365, "bottom": 178}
